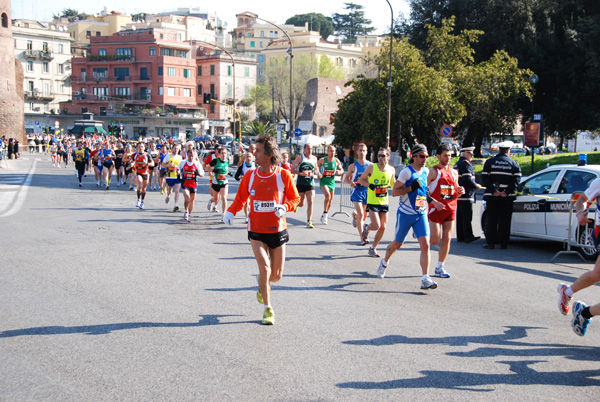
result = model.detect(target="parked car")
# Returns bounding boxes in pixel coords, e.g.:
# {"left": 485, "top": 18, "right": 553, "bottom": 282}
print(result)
{"left": 480, "top": 164, "right": 600, "bottom": 259}
{"left": 510, "top": 148, "right": 527, "bottom": 156}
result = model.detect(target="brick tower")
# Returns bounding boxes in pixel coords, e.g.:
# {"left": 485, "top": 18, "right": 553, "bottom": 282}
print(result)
{"left": 0, "top": 0, "right": 25, "bottom": 144}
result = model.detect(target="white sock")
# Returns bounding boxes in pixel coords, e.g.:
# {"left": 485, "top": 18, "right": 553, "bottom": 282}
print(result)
{"left": 436, "top": 262, "right": 445, "bottom": 269}
{"left": 423, "top": 274, "right": 430, "bottom": 280}
{"left": 381, "top": 259, "right": 387, "bottom": 267}
{"left": 566, "top": 286, "right": 574, "bottom": 297}
{"left": 264, "top": 305, "right": 272, "bottom": 310}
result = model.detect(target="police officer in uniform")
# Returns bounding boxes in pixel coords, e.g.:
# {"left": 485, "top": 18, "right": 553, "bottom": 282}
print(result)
{"left": 481, "top": 141, "right": 522, "bottom": 249}
{"left": 454, "top": 146, "right": 482, "bottom": 243}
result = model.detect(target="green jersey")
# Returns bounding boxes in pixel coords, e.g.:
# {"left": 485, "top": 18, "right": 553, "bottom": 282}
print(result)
{"left": 296, "top": 155, "right": 316, "bottom": 187}
{"left": 210, "top": 158, "right": 229, "bottom": 185}
{"left": 320, "top": 156, "right": 337, "bottom": 190}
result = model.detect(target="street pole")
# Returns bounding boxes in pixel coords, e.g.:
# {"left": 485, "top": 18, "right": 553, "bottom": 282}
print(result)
{"left": 255, "top": 17, "right": 293, "bottom": 151}
{"left": 385, "top": 0, "right": 393, "bottom": 150}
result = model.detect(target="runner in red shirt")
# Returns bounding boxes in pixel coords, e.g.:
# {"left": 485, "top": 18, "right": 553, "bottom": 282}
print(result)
{"left": 130, "top": 142, "right": 155, "bottom": 209}
{"left": 427, "top": 144, "right": 465, "bottom": 278}
{"left": 223, "top": 134, "right": 300, "bottom": 325}
{"left": 178, "top": 150, "right": 204, "bottom": 222}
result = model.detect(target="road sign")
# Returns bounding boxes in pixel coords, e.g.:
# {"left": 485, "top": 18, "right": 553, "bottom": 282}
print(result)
{"left": 441, "top": 137, "right": 452, "bottom": 144}
{"left": 294, "top": 128, "right": 302, "bottom": 137}
{"left": 35, "top": 121, "right": 40, "bottom": 126}
{"left": 441, "top": 125, "right": 452, "bottom": 137}
{"left": 54, "top": 120, "right": 59, "bottom": 128}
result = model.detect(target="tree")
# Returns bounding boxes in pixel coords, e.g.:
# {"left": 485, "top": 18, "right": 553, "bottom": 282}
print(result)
{"left": 286, "top": 13, "right": 334, "bottom": 40}
{"left": 242, "top": 121, "right": 277, "bottom": 137}
{"left": 407, "top": 0, "right": 600, "bottom": 137}
{"left": 332, "top": 3, "right": 375, "bottom": 43}
{"left": 247, "top": 54, "right": 344, "bottom": 126}
{"left": 52, "top": 8, "right": 90, "bottom": 22}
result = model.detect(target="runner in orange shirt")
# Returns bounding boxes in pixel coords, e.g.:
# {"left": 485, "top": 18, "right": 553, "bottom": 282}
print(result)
{"left": 223, "top": 134, "right": 300, "bottom": 325}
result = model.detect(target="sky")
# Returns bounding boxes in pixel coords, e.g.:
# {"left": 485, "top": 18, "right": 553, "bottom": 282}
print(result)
{"left": 11, "top": 0, "right": 410, "bottom": 36}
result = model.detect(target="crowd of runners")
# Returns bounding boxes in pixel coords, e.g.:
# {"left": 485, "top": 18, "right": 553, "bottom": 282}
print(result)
{"left": 45, "top": 134, "right": 600, "bottom": 333}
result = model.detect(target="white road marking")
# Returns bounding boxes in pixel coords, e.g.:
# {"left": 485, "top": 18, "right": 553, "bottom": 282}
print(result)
{"left": 0, "top": 161, "right": 37, "bottom": 218}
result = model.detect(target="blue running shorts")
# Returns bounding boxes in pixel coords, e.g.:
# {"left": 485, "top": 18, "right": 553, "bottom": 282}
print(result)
{"left": 394, "top": 212, "right": 429, "bottom": 243}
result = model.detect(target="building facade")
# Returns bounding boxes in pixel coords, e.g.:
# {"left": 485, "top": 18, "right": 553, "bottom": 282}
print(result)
{"left": 13, "top": 19, "right": 73, "bottom": 117}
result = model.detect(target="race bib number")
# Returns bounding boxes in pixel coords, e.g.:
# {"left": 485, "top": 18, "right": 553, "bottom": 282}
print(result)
{"left": 375, "top": 185, "right": 388, "bottom": 197}
{"left": 323, "top": 170, "right": 335, "bottom": 178}
{"left": 217, "top": 174, "right": 227, "bottom": 181}
{"left": 415, "top": 195, "right": 427, "bottom": 212}
{"left": 253, "top": 200, "right": 276, "bottom": 212}
{"left": 303, "top": 170, "right": 313, "bottom": 177}
{"left": 440, "top": 184, "right": 454, "bottom": 200}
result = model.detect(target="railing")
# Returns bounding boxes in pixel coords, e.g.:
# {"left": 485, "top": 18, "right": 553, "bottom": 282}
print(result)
{"left": 23, "top": 50, "right": 53, "bottom": 59}
{"left": 87, "top": 55, "right": 136, "bottom": 62}
{"left": 72, "top": 75, "right": 152, "bottom": 82}
{"left": 73, "top": 94, "right": 152, "bottom": 102}
{"left": 25, "top": 90, "right": 54, "bottom": 100}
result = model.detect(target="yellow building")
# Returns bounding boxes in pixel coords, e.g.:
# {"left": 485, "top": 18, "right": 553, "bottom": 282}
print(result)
{"left": 67, "top": 11, "right": 132, "bottom": 52}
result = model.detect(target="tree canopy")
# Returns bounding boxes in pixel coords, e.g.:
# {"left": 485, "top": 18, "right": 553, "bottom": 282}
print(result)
{"left": 406, "top": 0, "right": 600, "bottom": 137}
{"left": 332, "top": 3, "right": 375, "bottom": 43}
{"left": 52, "top": 8, "right": 91, "bottom": 22}
{"left": 285, "top": 13, "right": 334, "bottom": 40}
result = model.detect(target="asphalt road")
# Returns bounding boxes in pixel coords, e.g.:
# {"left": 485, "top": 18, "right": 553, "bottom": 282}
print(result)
{"left": 1, "top": 155, "right": 599, "bottom": 401}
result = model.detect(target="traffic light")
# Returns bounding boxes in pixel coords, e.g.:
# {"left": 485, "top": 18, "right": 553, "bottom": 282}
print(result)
{"left": 203, "top": 93, "right": 212, "bottom": 104}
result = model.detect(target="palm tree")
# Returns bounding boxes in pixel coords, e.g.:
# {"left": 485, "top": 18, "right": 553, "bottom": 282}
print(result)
{"left": 242, "top": 121, "right": 277, "bottom": 137}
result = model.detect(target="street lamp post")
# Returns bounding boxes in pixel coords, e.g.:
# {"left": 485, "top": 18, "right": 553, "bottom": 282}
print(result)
{"left": 385, "top": 0, "right": 393, "bottom": 150}
{"left": 255, "top": 16, "right": 293, "bottom": 151}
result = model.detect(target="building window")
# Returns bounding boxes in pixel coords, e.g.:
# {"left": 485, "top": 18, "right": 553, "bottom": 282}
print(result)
{"left": 260, "top": 30, "right": 264, "bottom": 37}
{"left": 259, "top": 42, "right": 263, "bottom": 48}
{"left": 114, "top": 67, "right": 130, "bottom": 80}
{"left": 210, "top": 83, "right": 215, "bottom": 96}
{"left": 149, "top": 47, "right": 156, "bottom": 56}
{"left": 183, "top": 88, "right": 191, "bottom": 97}
{"left": 244, "top": 86, "right": 249, "bottom": 97}
{"left": 258, "top": 55, "right": 264, "bottom": 62}
{"left": 210, "top": 103, "right": 214, "bottom": 113}
{"left": 96, "top": 31, "right": 101, "bottom": 36}
{"left": 336, "top": 57, "right": 343, "bottom": 66}
{"left": 227, "top": 65, "right": 232, "bottom": 76}
{"left": 29, "top": 102, "right": 35, "bottom": 111}
{"left": 28, "top": 81, "right": 34, "bottom": 91}
{"left": 197, "top": 66, "right": 202, "bottom": 76}
{"left": 158, "top": 86, "right": 163, "bottom": 95}
{"left": 183, "top": 68, "right": 192, "bottom": 78}
{"left": 86, "top": 30, "right": 91, "bottom": 38}
{"left": 158, "top": 66, "right": 163, "bottom": 76}
{"left": 58, "top": 64, "right": 64, "bottom": 74}
{"left": 168, "top": 67, "right": 176, "bottom": 77}
{"left": 244, "top": 67, "right": 250, "bottom": 77}
{"left": 1, "top": 12, "right": 8, "bottom": 28}
{"left": 58, "top": 44, "right": 63, "bottom": 53}
{"left": 42, "top": 42, "right": 48, "bottom": 52}
{"left": 98, "top": 48, "right": 106, "bottom": 56}
{"left": 93, "top": 87, "right": 108, "bottom": 97}
{"left": 27, "top": 61, "right": 33, "bottom": 72}
{"left": 197, "top": 84, "right": 202, "bottom": 94}
{"left": 116, "top": 48, "right": 132, "bottom": 56}
{"left": 43, "top": 62, "right": 49, "bottom": 73}
{"left": 210, "top": 65, "right": 215, "bottom": 75}
{"left": 26, "top": 40, "right": 32, "bottom": 50}
{"left": 167, "top": 87, "right": 176, "bottom": 96}
{"left": 227, "top": 84, "right": 232, "bottom": 97}
{"left": 114, "top": 87, "right": 130, "bottom": 96}
{"left": 250, "top": 41, "right": 255, "bottom": 48}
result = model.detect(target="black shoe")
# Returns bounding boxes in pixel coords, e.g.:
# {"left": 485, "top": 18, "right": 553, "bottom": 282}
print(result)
{"left": 457, "top": 238, "right": 464, "bottom": 243}
{"left": 483, "top": 244, "right": 495, "bottom": 249}
{"left": 465, "top": 236, "right": 481, "bottom": 243}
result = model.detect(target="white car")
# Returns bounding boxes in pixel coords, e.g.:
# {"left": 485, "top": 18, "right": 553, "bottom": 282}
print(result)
{"left": 480, "top": 164, "right": 600, "bottom": 259}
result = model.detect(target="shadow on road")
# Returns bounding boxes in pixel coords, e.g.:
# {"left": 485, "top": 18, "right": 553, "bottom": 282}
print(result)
{"left": 338, "top": 326, "right": 600, "bottom": 390}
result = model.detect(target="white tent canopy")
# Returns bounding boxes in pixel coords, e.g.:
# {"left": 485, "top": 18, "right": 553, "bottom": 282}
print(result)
{"left": 292, "top": 134, "right": 334, "bottom": 148}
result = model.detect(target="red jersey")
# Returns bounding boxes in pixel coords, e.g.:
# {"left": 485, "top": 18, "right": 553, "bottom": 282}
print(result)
{"left": 133, "top": 153, "right": 151, "bottom": 175}
{"left": 279, "top": 162, "right": 292, "bottom": 171}
{"left": 181, "top": 161, "right": 199, "bottom": 188}
{"left": 228, "top": 166, "right": 300, "bottom": 233}
{"left": 428, "top": 165, "right": 459, "bottom": 211}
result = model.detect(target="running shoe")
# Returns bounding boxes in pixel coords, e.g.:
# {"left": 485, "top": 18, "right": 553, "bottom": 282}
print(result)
{"left": 183, "top": 212, "right": 189, "bottom": 221}
{"left": 165, "top": 195, "right": 170, "bottom": 204}
{"left": 79, "top": 183, "right": 82, "bottom": 187}
{"left": 376, "top": 258, "right": 387, "bottom": 279}
{"left": 106, "top": 185, "right": 109, "bottom": 190}
{"left": 129, "top": 185, "right": 133, "bottom": 191}
{"left": 160, "top": 188, "right": 164, "bottom": 195}
{"left": 307, "top": 220, "right": 314, "bottom": 229}
{"left": 361, "top": 223, "right": 370, "bottom": 244}
{"left": 420, "top": 276, "right": 438, "bottom": 290}
{"left": 434, "top": 266, "right": 451, "bottom": 278}
{"left": 212, "top": 205, "right": 219, "bottom": 213}
{"left": 256, "top": 275, "right": 263, "bottom": 304}
{"left": 173, "top": 205, "right": 179, "bottom": 212}
{"left": 96, "top": 181, "right": 99, "bottom": 186}
{"left": 368, "top": 247, "right": 380, "bottom": 258}
{"left": 207, "top": 200, "right": 212, "bottom": 211}
{"left": 136, "top": 199, "right": 141, "bottom": 208}
{"left": 320, "top": 213, "right": 327, "bottom": 224}
{"left": 557, "top": 283, "right": 573, "bottom": 316}
{"left": 352, "top": 211, "right": 357, "bottom": 228}
{"left": 139, "top": 201, "right": 144, "bottom": 210}
{"left": 262, "top": 307, "right": 275, "bottom": 325}
{"left": 571, "top": 301, "right": 590, "bottom": 336}
{"left": 245, "top": 217, "right": 249, "bottom": 224}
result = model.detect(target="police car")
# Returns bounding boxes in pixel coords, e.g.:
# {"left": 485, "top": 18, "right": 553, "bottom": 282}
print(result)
{"left": 480, "top": 164, "right": 600, "bottom": 259}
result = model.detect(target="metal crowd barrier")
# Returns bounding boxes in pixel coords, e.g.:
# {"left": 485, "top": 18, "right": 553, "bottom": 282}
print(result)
{"left": 331, "top": 175, "right": 352, "bottom": 219}
{"left": 551, "top": 192, "right": 597, "bottom": 262}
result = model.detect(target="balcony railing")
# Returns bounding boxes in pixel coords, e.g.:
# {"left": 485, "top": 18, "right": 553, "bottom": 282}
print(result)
{"left": 72, "top": 75, "right": 152, "bottom": 82}
{"left": 25, "top": 90, "right": 54, "bottom": 100}
{"left": 73, "top": 94, "right": 152, "bottom": 102}
{"left": 23, "top": 50, "right": 54, "bottom": 60}
{"left": 87, "top": 55, "right": 136, "bottom": 62}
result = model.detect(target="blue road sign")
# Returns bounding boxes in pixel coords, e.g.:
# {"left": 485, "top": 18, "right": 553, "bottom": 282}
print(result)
{"left": 294, "top": 128, "right": 302, "bottom": 137}
{"left": 441, "top": 125, "right": 453, "bottom": 137}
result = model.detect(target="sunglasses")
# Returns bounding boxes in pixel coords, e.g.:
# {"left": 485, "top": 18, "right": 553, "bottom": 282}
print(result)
{"left": 417, "top": 154, "right": 428, "bottom": 159}
{"left": 377, "top": 154, "right": 387, "bottom": 158}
